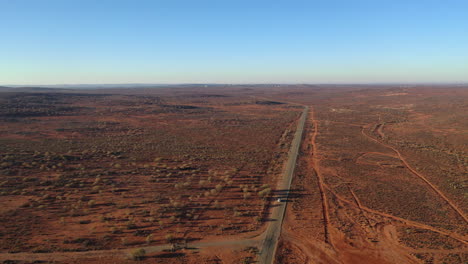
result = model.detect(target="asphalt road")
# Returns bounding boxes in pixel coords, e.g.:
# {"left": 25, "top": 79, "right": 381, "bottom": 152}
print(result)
{"left": 258, "top": 106, "right": 308, "bottom": 264}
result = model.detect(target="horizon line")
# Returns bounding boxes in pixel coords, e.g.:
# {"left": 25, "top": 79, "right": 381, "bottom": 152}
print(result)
{"left": 2, "top": 82, "right": 468, "bottom": 87}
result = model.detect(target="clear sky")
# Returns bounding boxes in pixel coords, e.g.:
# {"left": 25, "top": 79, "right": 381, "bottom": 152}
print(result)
{"left": 1, "top": 0, "right": 467, "bottom": 84}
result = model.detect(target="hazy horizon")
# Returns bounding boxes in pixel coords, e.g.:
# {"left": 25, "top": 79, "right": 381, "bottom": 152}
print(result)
{"left": 2, "top": 82, "right": 468, "bottom": 88}
{"left": 1, "top": 0, "right": 467, "bottom": 84}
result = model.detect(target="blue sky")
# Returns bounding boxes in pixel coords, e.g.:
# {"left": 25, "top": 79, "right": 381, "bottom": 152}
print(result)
{"left": 1, "top": 0, "right": 467, "bottom": 84}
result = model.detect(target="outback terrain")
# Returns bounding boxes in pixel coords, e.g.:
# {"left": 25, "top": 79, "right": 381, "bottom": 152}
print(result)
{"left": 270, "top": 85, "right": 467, "bottom": 264}
{"left": 0, "top": 85, "right": 466, "bottom": 263}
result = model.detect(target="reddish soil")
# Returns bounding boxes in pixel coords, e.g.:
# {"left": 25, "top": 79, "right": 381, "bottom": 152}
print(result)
{"left": 273, "top": 86, "right": 467, "bottom": 264}
{"left": 1, "top": 85, "right": 467, "bottom": 263}
{"left": 0, "top": 88, "right": 300, "bottom": 263}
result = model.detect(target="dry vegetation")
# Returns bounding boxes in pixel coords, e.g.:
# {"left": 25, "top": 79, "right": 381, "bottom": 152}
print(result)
{"left": 271, "top": 85, "right": 467, "bottom": 264}
{"left": 0, "top": 87, "right": 301, "bottom": 260}
{"left": 0, "top": 85, "right": 466, "bottom": 264}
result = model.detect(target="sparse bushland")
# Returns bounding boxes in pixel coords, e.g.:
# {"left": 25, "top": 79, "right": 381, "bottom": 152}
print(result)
{"left": 0, "top": 88, "right": 301, "bottom": 253}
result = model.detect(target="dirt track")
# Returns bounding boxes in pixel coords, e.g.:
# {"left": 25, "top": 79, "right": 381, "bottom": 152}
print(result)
{"left": 361, "top": 126, "right": 468, "bottom": 224}
{"left": 1, "top": 92, "right": 466, "bottom": 264}
{"left": 277, "top": 104, "right": 467, "bottom": 264}
{"left": 309, "top": 107, "right": 332, "bottom": 245}
{"left": 325, "top": 184, "right": 468, "bottom": 244}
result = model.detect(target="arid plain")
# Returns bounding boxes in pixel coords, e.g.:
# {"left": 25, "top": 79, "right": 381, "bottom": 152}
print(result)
{"left": 0, "top": 85, "right": 466, "bottom": 263}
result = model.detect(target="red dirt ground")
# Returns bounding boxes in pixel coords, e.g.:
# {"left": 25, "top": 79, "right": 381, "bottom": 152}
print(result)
{"left": 1, "top": 85, "right": 467, "bottom": 263}
{"left": 273, "top": 86, "right": 467, "bottom": 264}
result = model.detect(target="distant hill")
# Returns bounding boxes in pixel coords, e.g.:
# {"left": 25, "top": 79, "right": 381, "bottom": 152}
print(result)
{"left": 0, "top": 86, "right": 70, "bottom": 93}
{"left": 0, "top": 86, "right": 15, "bottom": 92}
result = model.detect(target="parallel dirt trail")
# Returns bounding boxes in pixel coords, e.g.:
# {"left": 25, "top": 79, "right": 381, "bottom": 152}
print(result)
{"left": 309, "top": 107, "right": 332, "bottom": 246}
{"left": 278, "top": 111, "right": 466, "bottom": 264}
{"left": 361, "top": 126, "right": 468, "bottom": 224}
{"left": 3, "top": 107, "right": 465, "bottom": 264}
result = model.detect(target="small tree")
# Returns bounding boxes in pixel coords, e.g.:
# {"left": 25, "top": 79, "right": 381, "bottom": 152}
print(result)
{"left": 258, "top": 188, "right": 271, "bottom": 199}
{"left": 88, "top": 200, "right": 96, "bottom": 207}
{"left": 145, "top": 234, "right": 153, "bottom": 244}
{"left": 131, "top": 248, "right": 146, "bottom": 260}
{"left": 165, "top": 234, "right": 174, "bottom": 243}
